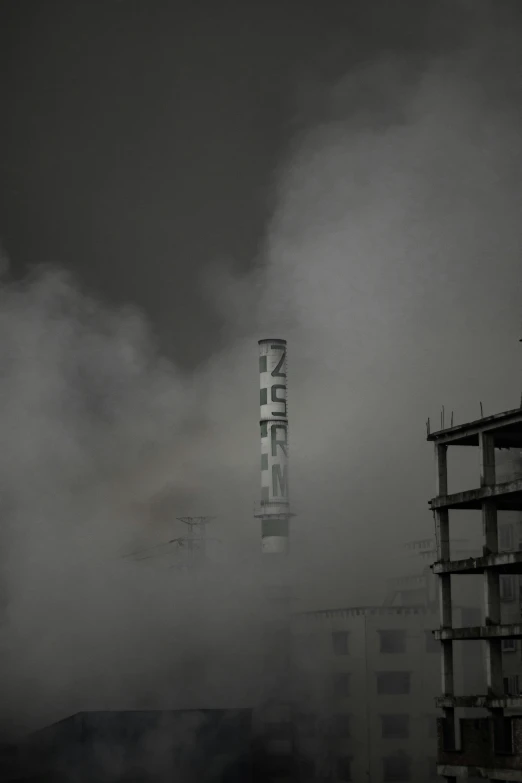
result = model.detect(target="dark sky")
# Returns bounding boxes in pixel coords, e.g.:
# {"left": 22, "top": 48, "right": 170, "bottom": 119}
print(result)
{"left": 0, "top": 0, "right": 488, "bottom": 368}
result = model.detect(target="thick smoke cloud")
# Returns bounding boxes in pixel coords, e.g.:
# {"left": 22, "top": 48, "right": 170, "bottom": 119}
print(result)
{"left": 0, "top": 269, "right": 269, "bottom": 739}
{"left": 260, "top": 8, "right": 522, "bottom": 605}
{"left": 196, "top": 3, "right": 522, "bottom": 609}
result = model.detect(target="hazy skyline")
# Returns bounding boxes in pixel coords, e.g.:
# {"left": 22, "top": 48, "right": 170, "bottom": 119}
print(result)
{"left": 1, "top": 0, "right": 522, "bottom": 735}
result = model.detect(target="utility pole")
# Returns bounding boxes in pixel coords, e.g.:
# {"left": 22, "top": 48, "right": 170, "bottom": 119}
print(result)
{"left": 123, "top": 517, "right": 217, "bottom": 571}
{"left": 176, "top": 516, "right": 216, "bottom": 569}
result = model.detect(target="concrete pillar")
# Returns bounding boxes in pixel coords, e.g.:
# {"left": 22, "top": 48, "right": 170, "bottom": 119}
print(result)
{"left": 435, "top": 444, "right": 456, "bottom": 768}
{"left": 483, "top": 499, "right": 499, "bottom": 557}
{"left": 479, "top": 432, "right": 496, "bottom": 488}
{"left": 484, "top": 560, "right": 501, "bottom": 624}
{"left": 478, "top": 433, "right": 506, "bottom": 764}
{"left": 436, "top": 443, "right": 448, "bottom": 497}
{"left": 485, "top": 639, "right": 503, "bottom": 696}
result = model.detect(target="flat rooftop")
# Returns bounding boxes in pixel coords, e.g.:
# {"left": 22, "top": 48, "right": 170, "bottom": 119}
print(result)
{"left": 427, "top": 406, "right": 522, "bottom": 447}
{"left": 294, "top": 605, "right": 434, "bottom": 620}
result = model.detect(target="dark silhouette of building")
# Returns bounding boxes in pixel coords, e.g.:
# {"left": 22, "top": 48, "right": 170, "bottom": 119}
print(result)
{"left": 2, "top": 709, "right": 252, "bottom": 783}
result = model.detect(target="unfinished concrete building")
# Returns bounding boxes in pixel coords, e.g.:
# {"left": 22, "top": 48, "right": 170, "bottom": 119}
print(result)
{"left": 428, "top": 407, "right": 522, "bottom": 781}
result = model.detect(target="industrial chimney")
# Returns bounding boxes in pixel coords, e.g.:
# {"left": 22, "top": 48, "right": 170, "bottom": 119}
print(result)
{"left": 256, "top": 338, "right": 292, "bottom": 555}
{"left": 255, "top": 339, "right": 296, "bottom": 781}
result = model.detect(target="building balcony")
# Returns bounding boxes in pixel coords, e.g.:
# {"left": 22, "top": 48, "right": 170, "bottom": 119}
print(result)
{"left": 429, "top": 478, "right": 522, "bottom": 511}
{"left": 437, "top": 716, "right": 522, "bottom": 781}
{"left": 434, "top": 624, "right": 522, "bottom": 641}
{"left": 436, "top": 695, "right": 522, "bottom": 710}
{"left": 432, "top": 551, "right": 522, "bottom": 576}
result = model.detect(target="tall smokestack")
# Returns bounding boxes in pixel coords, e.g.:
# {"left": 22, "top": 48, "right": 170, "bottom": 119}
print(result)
{"left": 255, "top": 340, "right": 296, "bottom": 781}
{"left": 256, "top": 338, "right": 291, "bottom": 555}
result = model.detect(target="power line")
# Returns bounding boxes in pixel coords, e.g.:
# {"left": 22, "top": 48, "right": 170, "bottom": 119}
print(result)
{"left": 122, "top": 517, "right": 220, "bottom": 570}
{"left": 122, "top": 538, "right": 184, "bottom": 562}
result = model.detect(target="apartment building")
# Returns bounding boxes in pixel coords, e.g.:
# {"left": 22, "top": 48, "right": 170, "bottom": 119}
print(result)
{"left": 290, "top": 603, "right": 482, "bottom": 782}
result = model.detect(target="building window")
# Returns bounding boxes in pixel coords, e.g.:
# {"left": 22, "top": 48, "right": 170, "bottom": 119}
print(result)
{"left": 499, "top": 524, "right": 514, "bottom": 552}
{"left": 500, "top": 576, "right": 515, "bottom": 602}
{"left": 299, "top": 757, "right": 315, "bottom": 781}
{"left": 380, "top": 714, "right": 409, "bottom": 739}
{"left": 377, "top": 672, "right": 411, "bottom": 695}
{"left": 504, "top": 674, "right": 520, "bottom": 694}
{"left": 425, "top": 630, "right": 439, "bottom": 653}
{"left": 266, "top": 755, "right": 293, "bottom": 777}
{"left": 332, "top": 631, "right": 350, "bottom": 656}
{"left": 331, "top": 712, "right": 352, "bottom": 739}
{"left": 427, "top": 715, "right": 438, "bottom": 739}
{"left": 265, "top": 722, "right": 293, "bottom": 740}
{"left": 383, "top": 755, "right": 411, "bottom": 782}
{"left": 336, "top": 756, "right": 352, "bottom": 782}
{"left": 502, "top": 639, "right": 517, "bottom": 653}
{"left": 332, "top": 713, "right": 351, "bottom": 738}
{"left": 333, "top": 673, "right": 351, "bottom": 698}
{"left": 378, "top": 630, "right": 406, "bottom": 654}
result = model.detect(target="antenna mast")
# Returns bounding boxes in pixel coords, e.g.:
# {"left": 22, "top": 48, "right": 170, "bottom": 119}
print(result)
{"left": 176, "top": 516, "right": 216, "bottom": 568}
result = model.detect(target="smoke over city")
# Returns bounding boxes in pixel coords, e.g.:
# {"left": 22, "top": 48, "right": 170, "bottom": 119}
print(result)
{"left": 0, "top": 0, "right": 522, "bottom": 768}
{"left": 0, "top": 268, "right": 272, "bottom": 739}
